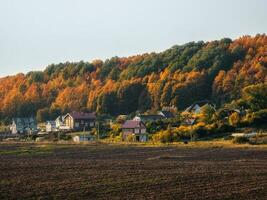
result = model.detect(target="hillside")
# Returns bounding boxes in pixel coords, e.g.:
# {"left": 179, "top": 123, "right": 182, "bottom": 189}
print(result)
{"left": 0, "top": 34, "right": 266, "bottom": 123}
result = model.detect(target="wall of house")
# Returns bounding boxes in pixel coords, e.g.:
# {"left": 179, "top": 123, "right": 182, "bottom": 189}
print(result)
{"left": 122, "top": 128, "right": 134, "bottom": 134}
{"left": 65, "top": 116, "right": 74, "bottom": 129}
{"left": 46, "top": 124, "right": 56, "bottom": 132}
{"left": 72, "top": 119, "right": 95, "bottom": 130}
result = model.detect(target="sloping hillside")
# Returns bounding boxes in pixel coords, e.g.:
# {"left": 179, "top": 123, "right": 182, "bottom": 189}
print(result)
{"left": 0, "top": 34, "right": 266, "bottom": 122}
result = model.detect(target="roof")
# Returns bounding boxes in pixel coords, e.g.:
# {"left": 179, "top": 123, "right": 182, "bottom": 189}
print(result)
{"left": 46, "top": 121, "right": 56, "bottom": 125}
{"left": 158, "top": 111, "right": 174, "bottom": 118}
{"left": 185, "top": 100, "right": 214, "bottom": 113}
{"left": 55, "top": 116, "right": 64, "bottom": 122}
{"left": 137, "top": 115, "right": 165, "bottom": 120}
{"left": 122, "top": 120, "right": 146, "bottom": 129}
{"left": 65, "top": 112, "right": 96, "bottom": 120}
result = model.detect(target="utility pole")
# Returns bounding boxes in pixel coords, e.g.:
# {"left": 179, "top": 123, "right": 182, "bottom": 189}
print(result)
{"left": 97, "top": 121, "right": 100, "bottom": 144}
{"left": 83, "top": 125, "right": 85, "bottom": 141}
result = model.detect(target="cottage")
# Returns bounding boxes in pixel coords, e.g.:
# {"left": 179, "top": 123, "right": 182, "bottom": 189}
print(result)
{"left": 72, "top": 135, "right": 95, "bottom": 142}
{"left": 64, "top": 111, "right": 96, "bottom": 131}
{"left": 46, "top": 121, "right": 57, "bottom": 132}
{"left": 10, "top": 117, "right": 37, "bottom": 134}
{"left": 133, "top": 114, "right": 165, "bottom": 123}
{"left": 54, "top": 116, "right": 70, "bottom": 131}
{"left": 121, "top": 120, "right": 148, "bottom": 142}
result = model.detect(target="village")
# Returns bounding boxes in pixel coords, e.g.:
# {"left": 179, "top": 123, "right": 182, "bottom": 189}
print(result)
{"left": 2, "top": 100, "right": 264, "bottom": 145}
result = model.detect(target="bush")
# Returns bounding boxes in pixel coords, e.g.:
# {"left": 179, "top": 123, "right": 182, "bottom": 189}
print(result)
{"left": 216, "top": 122, "right": 235, "bottom": 133}
{"left": 125, "top": 134, "right": 135, "bottom": 142}
{"left": 229, "top": 112, "right": 241, "bottom": 127}
{"left": 109, "top": 123, "right": 121, "bottom": 137}
{"left": 247, "top": 110, "right": 267, "bottom": 126}
{"left": 233, "top": 136, "right": 249, "bottom": 144}
{"left": 152, "top": 130, "right": 176, "bottom": 143}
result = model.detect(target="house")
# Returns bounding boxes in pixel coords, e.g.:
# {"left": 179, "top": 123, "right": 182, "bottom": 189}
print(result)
{"left": 133, "top": 114, "right": 165, "bottom": 123}
{"left": 158, "top": 110, "right": 175, "bottom": 119}
{"left": 121, "top": 120, "right": 148, "bottom": 142}
{"left": 184, "top": 100, "right": 215, "bottom": 114}
{"left": 183, "top": 118, "right": 196, "bottom": 126}
{"left": 10, "top": 117, "right": 37, "bottom": 134}
{"left": 54, "top": 116, "right": 70, "bottom": 131}
{"left": 46, "top": 121, "right": 57, "bottom": 132}
{"left": 72, "top": 135, "right": 95, "bottom": 142}
{"left": 182, "top": 101, "right": 215, "bottom": 126}
{"left": 64, "top": 111, "right": 96, "bottom": 131}
{"left": 55, "top": 116, "right": 64, "bottom": 128}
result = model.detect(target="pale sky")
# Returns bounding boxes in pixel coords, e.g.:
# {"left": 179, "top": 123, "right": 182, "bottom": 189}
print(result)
{"left": 0, "top": 0, "right": 266, "bottom": 77}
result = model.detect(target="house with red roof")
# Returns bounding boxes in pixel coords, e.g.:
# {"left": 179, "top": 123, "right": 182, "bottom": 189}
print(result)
{"left": 121, "top": 120, "right": 148, "bottom": 142}
{"left": 64, "top": 111, "right": 96, "bottom": 131}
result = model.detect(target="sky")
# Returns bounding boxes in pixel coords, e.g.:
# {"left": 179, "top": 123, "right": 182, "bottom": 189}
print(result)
{"left": 0, "top": 0, "right": 266, "bottom": 77}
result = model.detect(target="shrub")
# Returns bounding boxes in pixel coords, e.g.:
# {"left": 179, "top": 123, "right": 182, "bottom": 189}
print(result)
{"left": 233, "top": 136, "right": 249, "bottom": 144}
{"left": 229, "top": 112, "right": 241, "bottom": 127}
{"left": 125, "top": 134, "right": 135, "bottom": 142}
{"left": 216, "top": 122, "right": 235, "bottom": 133}
{"left": 152, "top": 130, "right": 176, "bottom": 143}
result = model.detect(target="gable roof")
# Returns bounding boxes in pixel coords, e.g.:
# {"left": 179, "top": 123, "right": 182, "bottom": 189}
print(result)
{"left": 185, "top": 100, "right": 214, "bottom": 113}
{"left": 122, "top": 120, "right": 146, "bottom": 129}
{"left": 158, "top": 111, "right": 174, "bottom": 118}
{"left": 55, "top": 116, "right": 64, "bottom": 122}
{"left": 65, "top": 112, "right": 96, "bottom": 120}
{"left": 46, "top": 121, "right": 56, "bottom": 125}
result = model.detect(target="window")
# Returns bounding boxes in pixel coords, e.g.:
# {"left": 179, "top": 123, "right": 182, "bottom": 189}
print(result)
{"left": 141, "top": 129, "right": 146, "bottom": 134}
{"left": 75, "top": 122, "right": 79, "bottom": 128}
{"left": 134, "top": 128, "right": 139, "bottom": 134}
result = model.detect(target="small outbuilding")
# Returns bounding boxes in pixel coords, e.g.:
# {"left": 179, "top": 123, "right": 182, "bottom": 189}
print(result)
{"left": 72, "top": 135, "right": 95, "bottom": 142}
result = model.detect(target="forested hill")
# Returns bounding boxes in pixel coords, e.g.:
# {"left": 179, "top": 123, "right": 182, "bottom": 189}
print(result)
{"left": 0, "top": 34, "right": 266, "bottom": 123}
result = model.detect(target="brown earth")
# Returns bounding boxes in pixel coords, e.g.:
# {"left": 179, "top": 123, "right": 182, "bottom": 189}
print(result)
{"left": 0, "top": 143, "right": 266, "bottom": 200}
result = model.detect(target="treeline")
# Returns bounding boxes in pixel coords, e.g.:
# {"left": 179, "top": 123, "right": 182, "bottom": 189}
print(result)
{"left": 0, "top": 34, "right": 266, "bottom": 123}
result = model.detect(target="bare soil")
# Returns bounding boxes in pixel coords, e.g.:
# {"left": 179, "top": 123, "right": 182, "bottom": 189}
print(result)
{"left": 0, "top": 143, "right": 266, "bottom": 200}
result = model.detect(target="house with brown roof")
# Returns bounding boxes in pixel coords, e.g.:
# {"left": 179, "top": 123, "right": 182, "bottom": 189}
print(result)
{"left": 64, "top": 111, "right": 96, "bottom": 131}
{"left": 121, "top": 120, "right": 148, "bottom": 142}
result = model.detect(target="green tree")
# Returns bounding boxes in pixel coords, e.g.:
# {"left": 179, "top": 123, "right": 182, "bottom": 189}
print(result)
{"left": 242, "top": 83, "right": 267, "bottom": 111}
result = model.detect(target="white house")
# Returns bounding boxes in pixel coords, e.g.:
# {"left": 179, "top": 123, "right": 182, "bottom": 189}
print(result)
{"left": 184, "top": 101, "right": 216, "bottom": 114}
{"left": 55, "top": 116, "right": 64, "bottom": 129}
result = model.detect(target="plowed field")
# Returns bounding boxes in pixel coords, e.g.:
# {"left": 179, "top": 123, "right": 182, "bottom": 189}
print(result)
{"left": 0, "top": 144, "right": 266, "bottom": 200}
